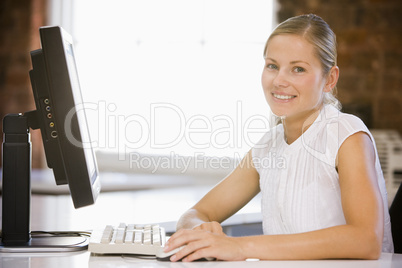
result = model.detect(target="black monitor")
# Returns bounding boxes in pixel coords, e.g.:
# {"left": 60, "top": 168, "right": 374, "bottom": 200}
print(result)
{"left": 29, "top": 26, "right": 101, "bottom": 208}
{"left": 1, "top": 26, "right": 101, "bottom": 252}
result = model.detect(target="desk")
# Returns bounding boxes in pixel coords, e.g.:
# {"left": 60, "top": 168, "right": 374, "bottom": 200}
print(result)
{"left": 1, "top": 184, "right": 402, "bottom": 267}
{"left": 1, "top": 251, "right": 401, "bottom": 268}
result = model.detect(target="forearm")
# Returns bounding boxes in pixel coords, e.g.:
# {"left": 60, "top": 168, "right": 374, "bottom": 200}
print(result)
{"left": 237, "top": 224, "right": 382, "bottom": 260}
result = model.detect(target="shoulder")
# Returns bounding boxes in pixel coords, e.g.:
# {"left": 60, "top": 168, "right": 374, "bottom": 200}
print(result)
{"left": 318, "top": 105, "right": 378, "bottom": 167}
{"left": 303, "top": 105, "right": 374, "bottom": 168}
{"left": 319, "top": 105, "right": 370, "bottom": 146}
{"left": 320, "top": 105, "right": 366, "bottom": 128}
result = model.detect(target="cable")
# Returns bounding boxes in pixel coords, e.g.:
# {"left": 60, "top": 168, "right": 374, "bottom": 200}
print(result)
{"left": 0, "top": 229, "right": 91, "bottom": 239}
{"left": 31, "top": 231, "right": 91, "bottom": 238}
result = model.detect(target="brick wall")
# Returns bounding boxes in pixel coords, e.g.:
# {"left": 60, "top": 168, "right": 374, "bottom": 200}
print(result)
{"left": 277, "top": 0, "right": 402, "bottom": 131}
{"left": 0, "top": 0, "right": 47, "bottom": 168}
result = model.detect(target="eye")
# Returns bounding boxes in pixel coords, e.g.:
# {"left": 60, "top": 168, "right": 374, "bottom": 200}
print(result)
{"left": 266, "top": 63, "right": 278, "bottom": 70}
{"left": 293, "top": 66, "right": 306, "bottom": 73}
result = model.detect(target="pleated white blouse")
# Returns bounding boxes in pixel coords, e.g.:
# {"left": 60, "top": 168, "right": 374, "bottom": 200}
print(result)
{"left": 252, "top": 104, "right": 394, "bottom": 253}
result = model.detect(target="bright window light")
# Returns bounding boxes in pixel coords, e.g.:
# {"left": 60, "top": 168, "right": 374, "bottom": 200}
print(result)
{"left": 71, "top": 0, "right": 275, "bottom": 160}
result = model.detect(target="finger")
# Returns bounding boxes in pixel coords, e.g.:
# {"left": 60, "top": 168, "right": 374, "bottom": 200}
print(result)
{"left": 172, "top": 236, "right": 212, "bottom": 262}
{"left": 164, "top": 229, "right": 189, "bottom": 252}
{"left": 165, "top": 229, "right": 203, "bottom": 252}
{"left": 182, "top": 247, "right": 213, "bottom": 262}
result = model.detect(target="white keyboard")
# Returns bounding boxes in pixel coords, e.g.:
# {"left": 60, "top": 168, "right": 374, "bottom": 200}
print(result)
{"left": 88, "top": 223, "right": 167, "bottom": 255}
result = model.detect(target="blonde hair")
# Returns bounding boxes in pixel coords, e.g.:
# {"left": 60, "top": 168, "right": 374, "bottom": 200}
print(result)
{"left": 264, "top": 14, "right": 341, "bottom": 110}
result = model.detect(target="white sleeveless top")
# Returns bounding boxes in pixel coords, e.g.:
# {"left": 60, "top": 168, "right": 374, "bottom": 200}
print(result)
{"left": 252, "top": 105, "right": 393, "bottom": 253}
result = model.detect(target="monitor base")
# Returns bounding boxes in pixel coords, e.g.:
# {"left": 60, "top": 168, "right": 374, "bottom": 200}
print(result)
{"left": 0, "top": 236, "right": 88, "bottom": 253}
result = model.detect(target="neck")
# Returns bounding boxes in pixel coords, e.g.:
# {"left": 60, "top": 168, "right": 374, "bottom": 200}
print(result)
{"left": 281, "top": 107, "right": 322, "bottom": 144}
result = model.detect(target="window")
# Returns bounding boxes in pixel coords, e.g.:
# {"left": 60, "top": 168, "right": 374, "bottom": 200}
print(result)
{"left": 51, "top": 0, "right": 276, "bottom": 171}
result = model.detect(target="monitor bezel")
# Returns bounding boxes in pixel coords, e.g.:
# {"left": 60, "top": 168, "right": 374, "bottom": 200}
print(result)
{"left": 30, "top": 26, "right": 100, "bottom": 208}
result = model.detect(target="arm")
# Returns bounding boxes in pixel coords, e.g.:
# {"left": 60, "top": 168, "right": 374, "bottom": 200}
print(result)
{"left": 167, "top": 132, "right": 384, "bottom": 261}
{"left": 176, "top": 149, "right": 260, "bottom": 231}
{"left": 236, "top": 132, "right": 384, "bottom": 260}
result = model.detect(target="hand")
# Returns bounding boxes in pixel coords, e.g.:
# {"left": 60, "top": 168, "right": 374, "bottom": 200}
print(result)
{"left": 193, "top": 221, "right": 224, "bottom": 235}
{"left": 164, "top": 228, "right": 245, "bottom": 262}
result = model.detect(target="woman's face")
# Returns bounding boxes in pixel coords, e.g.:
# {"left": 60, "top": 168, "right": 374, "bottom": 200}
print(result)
{"left": 262, "top": 34, "right": 331, "bottom": 122}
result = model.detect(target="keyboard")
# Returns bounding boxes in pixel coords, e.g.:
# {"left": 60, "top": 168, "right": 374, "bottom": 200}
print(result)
{"left": 88, "top": 223, "right": 167, "bottom": 255}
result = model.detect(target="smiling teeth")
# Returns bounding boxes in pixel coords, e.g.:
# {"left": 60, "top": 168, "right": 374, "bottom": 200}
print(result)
{"left": 273, "top": 94, "right": 295, "bottom": 100}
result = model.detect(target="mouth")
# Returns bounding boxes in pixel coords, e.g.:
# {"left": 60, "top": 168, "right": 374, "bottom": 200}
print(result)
{"left": 272, "top": 93, "right": 297, "bottom": 100}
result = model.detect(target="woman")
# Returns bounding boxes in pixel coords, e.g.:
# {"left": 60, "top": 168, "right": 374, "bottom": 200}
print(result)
{"left": 164, "top": 14, "right": 394, "bottom": 261}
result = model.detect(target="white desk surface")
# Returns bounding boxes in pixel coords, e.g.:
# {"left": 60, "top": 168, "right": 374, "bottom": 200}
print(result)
{"left": 1, "top": 176, "right": 402, "bottom": 267}
{"left": 1, "top": 251, "right": 401, "bottom": 268}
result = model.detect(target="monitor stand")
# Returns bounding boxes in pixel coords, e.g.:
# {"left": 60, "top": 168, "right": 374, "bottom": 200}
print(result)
{"left": 0, "top": 113, "right": 88, "bottom": 253}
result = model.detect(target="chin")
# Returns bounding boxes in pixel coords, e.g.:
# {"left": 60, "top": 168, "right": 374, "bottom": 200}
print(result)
{"left": 270, "top": 107, "right": 288, "bottom": 118}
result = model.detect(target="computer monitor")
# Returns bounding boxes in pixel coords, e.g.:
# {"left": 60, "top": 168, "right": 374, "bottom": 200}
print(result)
{"left": 1, "top": 26, "right": 101, "bottom": 252}
{"left": 29, "top": 26, "right": 101, "bottom": 208}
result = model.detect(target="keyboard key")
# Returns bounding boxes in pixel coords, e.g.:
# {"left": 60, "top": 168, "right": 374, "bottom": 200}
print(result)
{"left": 143, "top": 225, "right": 152, "bottom": 245}
{"left": 152, "top": 225, "right": 161, "bottom": 246}
{"left": 124, "top": 224, "right": 135, "bottom": 243}
{"left": 134, "top": 230, "right": 142, "bottom": 244}
{"left": 114, "top": 223, "right": 126, "bottom": 244}
{"left": 100, "top": 225, "right": 114, "bottom": 244}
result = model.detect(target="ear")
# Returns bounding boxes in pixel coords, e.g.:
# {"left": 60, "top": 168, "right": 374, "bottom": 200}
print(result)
{"left": 324, "top": 66, "right": 340, "bottom": 93}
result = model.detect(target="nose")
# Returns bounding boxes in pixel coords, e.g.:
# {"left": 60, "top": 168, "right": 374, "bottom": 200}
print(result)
{"left": 273, "top": 70, "right": 289, "bottom": 88}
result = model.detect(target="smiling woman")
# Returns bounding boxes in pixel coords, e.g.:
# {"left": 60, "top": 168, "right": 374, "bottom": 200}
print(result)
{"left": 166, "top": 14, "right": 394, "bottom": 262}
